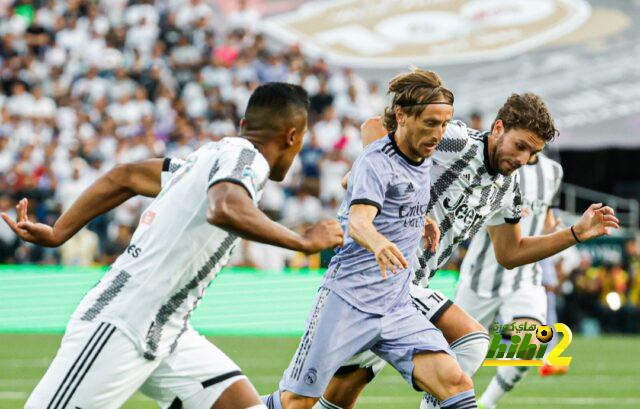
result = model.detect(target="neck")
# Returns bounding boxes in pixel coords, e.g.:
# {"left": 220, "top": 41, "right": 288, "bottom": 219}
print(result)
{"left": 486, "top": 131, "right": 499, "bottom": 173}
{"left": 243, "top": 132, "right": 278, "bottom": 169}
{"left": 394, "top": 127, "right": 423, "bottom": 163}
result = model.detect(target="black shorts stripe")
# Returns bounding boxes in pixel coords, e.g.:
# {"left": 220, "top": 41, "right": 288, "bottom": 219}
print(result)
{"left": 411, "top": 296, "right": 431, "bottom": 315}
{"left": 47, "top": 322, "right": 108, "bottom": 409}
{"left": 168, "top": 397, "right": 183, "bottom": 409}
{"left": 430, "top": 299, "right": 453, "bottom": 324}
{"left": 201, "top": 370, "right": 244, "bottom": 388}
{"left": 60, "top": 325, "right": 116, "bottom": 409}
{"left": 162, "top": 157, "right": 172, "bottom": 172}
{"left": 53, "top": 324, "right": 114, "bottom": 409}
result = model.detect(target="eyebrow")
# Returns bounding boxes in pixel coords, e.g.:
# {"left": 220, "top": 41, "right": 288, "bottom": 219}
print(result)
{"left": 423, "top": 117, "right": 451, "bottom": 123}
{"left": 519, "top": 139, "right": 543, "bottom": 154}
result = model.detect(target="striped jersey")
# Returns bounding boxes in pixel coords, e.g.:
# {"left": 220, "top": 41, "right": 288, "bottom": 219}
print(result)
{"left": 459, "top": 153, "right": 563, "bottom": 297}
{"left": 413, "top": 120, "right": 522, "bottom": 288}
{"left": 72, "top": 137, "right": 270, "bottom": 360}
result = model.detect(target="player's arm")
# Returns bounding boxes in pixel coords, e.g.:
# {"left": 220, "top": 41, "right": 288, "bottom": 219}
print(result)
{"left": 1, "top": 159, "right": 166, "bottom": 247}
{"left": 542, "top": 208, "right": 560, "bottom": 234}
{"left": 207, "top": 182, "right": 343, "bottom": 254}
{"left": 487, "top": 203, "right": 619, "bottom": 269}
{"left": 348, "top": 204, "right": 408, "bottom": 279}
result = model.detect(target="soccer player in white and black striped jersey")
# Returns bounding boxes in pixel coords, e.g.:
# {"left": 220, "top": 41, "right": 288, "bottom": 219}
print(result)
{"left": 2, "top": 83, "right": 344, "bottom": 409}
{"left": 314, "top": 91, "right": 619, "bottom": 409}
{"left": 456, "top": 152, "right": 563, "bottom": 409}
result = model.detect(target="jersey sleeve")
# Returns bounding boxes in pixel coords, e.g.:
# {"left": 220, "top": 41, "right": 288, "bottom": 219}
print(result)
{"left": 161, "top": 158, "right": 185, "bottom": 188}
{"left": 432, "top": 120, "right": 471, "bottom": 165}
{"left": 486, "top": 174, "right": 522, "bottom": 226}
{"left": 206, "top": 147, "right": 270, "bottom": 201}
{"left": 348, "top": 150, "right": 393, "bottom": 215}
{"left": 550, "top": 161, "right": 564, "bottom": 208}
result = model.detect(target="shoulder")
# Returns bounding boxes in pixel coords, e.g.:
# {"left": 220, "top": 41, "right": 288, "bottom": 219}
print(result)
{"left": 357, "top": 136, "right": 395, "bottom": 165}
{"left": 436, "top": 120, "right": 487, "bottom": 154}
{"left": 539, "top": 153, "right": 564, "bottom": 177}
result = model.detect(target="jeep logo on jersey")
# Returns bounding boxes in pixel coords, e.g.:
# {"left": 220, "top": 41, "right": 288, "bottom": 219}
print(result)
{"left": 262, "top": 0, "right": 591, "bottom": 67}
{"left": 443, "top": 193, "right": 484, "bottom": 226}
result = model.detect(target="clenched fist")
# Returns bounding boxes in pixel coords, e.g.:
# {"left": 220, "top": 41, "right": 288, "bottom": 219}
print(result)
{"left": 302, "top": 219, "right": 344, "bottom": 254}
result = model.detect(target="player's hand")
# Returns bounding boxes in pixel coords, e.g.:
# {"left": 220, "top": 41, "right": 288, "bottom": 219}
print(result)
{"left": 520, "top": 207, "right": 531, "bottom": 218}
{"left": 372, "top": 239, "right": 408, "bottom": 280}
{"left": 302, "top": 219, "right": 344, "bottom": 254}
{"left": 572, "top": 203, "right": 619, "bottom": 242}
{"left": 360, "top": 117, "right": 387, "bottom": 147}
{"left": 1, "top": 198, "right": 62, "bottom": 247}
{"left": 341, "top": 171, "right": 351, "bottom": 190}
{"left": 423, "top": 216, "right": 440, "bottom": 254}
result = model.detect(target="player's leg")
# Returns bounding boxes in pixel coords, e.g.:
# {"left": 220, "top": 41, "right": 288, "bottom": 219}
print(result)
{"left": 25, "top": 320, "right": 158, "bottom": 409}
{"left": 412, "top": 352, "right": 476, "bottom": 407}
{"left": 412, "top": 285, "right": 490, "bottom": 408}
{"left": 314, "top": 351, "right": 386, "bottom": 409}
{"left": 373, "top": 303, "right": 477, "bottom": 408}
{"left": 478, "top": 286, "right": 546, "bottom": 409}
{"left": 318, "top": 286, "right": 490, "bottom": 409}
{"left": 139, "top": 327, "right": 264, "bottom": 409}
{"left": 261, "top": 288, "right": 379, "bottom": 409}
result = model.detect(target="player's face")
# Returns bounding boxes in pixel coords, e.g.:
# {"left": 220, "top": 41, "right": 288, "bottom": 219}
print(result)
{"left": 271, "top": 112, "right": 308, "bottom": 181}
{"left": 492, "top": 123, "right": 545, "bottom": 175}
{"left": 402, "top": 103, "right": 453, "bottom": 158}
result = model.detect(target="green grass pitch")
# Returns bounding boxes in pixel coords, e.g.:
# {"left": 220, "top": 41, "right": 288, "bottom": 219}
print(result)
{"left": 1, "top": 334, "right": 638, "bottom": 408}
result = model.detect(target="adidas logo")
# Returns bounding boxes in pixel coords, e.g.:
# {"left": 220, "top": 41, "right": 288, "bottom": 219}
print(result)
{"left": 461, "top": 173, "right": 471, "bottom": 183}
{"left": 405, "top": 182, "right": 415, "bottom": 194}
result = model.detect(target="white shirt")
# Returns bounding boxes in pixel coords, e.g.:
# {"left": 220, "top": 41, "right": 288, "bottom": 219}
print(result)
{"left": 413, "top": 121, "right": 522, "bottom": 287}
{"left": 459, "top": 153, "right": 563, "bottom": 297}
{"left": 72, "top": 138, "right": 270, "bottom": 359}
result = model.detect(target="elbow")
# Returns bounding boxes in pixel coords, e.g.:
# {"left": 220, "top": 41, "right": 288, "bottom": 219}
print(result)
{"left": 347, "top": 219, "right": 357, "bottom": 240}
{"left": 496, "top": 255, "right": 518, "bottom": 270}
{"left": 207, "top": 199, "right": 233, "bottom": 227}
{"left": 108, "top": 163, "right": 134, "bottom": 192}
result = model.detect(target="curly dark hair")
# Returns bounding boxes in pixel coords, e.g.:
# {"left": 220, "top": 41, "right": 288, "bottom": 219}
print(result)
{"left": 382, "top": 68, "right": 454, "bottom": 132}
{"left": 493, "top": 93, "right": 558, "bottom": 142}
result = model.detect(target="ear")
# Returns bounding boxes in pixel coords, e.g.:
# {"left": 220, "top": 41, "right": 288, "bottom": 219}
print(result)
{"left": 239, "top": 117, "right": 247, "bottom": 130}
{"left": 286, "top": 126, "right": 297, "bottom": 147}
{"left": 394, "top": 106, "right": 405, "bottom": 125}
{"left": 491, "top": 119, "right": 504, "bottom": 136}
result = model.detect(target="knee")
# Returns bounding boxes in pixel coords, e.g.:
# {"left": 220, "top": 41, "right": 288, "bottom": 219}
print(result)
{"left": 448, "top": 371, "right": 474, "bottom": 395}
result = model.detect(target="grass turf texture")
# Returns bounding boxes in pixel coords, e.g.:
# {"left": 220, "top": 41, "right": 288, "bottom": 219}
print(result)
{"left": 1, "top": 334, "right": 638, "bottom": 408}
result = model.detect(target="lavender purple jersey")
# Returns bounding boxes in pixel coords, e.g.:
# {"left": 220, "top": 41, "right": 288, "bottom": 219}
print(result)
{"left": 322, "top": 134, "right": 432, "bottom": 315}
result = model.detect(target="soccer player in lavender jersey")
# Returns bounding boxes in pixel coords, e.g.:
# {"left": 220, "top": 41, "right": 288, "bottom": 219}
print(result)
{"left": 3, "top": 83, "right": 344, "bottom": 409}
{"left": 261, "top": 69, "right": 479, "bottom": 409}
{"left": 317, "top": 93, "right": 619, "bottom": 409}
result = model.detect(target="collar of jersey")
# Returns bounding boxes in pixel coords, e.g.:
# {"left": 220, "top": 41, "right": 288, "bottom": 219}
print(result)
{"left": 226, "top": 136, "right": 258, "bottom": 150}
{"left": 481, "top": 131, "right": 498, "bottom": 176}
{"left": 387, "top": 133, "right": 425, "bottom": 167}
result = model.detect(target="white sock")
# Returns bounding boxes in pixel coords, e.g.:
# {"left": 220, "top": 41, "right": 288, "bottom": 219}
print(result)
{"left": 479, "top": 366, "right": 530, "bottom": 408}
{"left": 420, "top": 332, "right": 490, "bottom": 409}
{"left": 312, "top": 396, "right": 344, "bottom": 409}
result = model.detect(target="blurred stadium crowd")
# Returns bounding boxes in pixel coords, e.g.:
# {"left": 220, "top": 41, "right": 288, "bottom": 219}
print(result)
{"left": 0, "top": 0, "right": 637, "bottom": 333}
{"left": 0, "top": 0, "right": 382, "bottom": 266}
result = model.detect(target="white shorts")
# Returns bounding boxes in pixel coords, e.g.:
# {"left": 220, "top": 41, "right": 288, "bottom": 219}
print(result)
{"left": 454, "top": 282, "right": 547, "bottom": 329}
{"left": 26, "top": 319, "right": 246, "bottom": 409}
